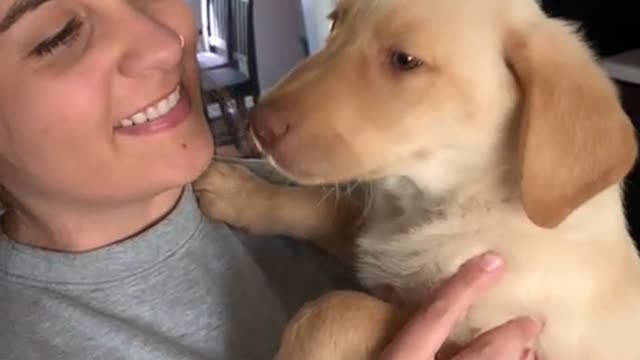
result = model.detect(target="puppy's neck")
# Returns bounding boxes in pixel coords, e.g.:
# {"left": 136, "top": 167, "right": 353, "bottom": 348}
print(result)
{"left": 395, "top": 156, "right": 518, "bottom": 218}
{"left": 391, "top": 155, "right": 629, "bottom": 243}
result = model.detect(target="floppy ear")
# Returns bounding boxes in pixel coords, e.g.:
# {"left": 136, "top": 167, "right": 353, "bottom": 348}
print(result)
{"left": 506, "top": 19, "right": 638, "bottom": 228}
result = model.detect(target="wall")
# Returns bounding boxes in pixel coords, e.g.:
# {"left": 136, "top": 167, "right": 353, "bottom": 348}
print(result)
{"left": 186, "top": 0, "right": 308, "bottom": 92}
{"left": 541, "top": 0, "right": 638, "bottom": 56}
{"left": 253, "top": 0, "right": 308, "bottom": 91}
{"left": 300, "top": 0, "right": 335, "bottom": 55}
{"left": 185, "top": 0, "right": 202, "bottom": 32}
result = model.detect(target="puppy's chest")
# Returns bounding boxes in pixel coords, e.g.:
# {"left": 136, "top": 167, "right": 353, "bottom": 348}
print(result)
{"left": 355, "top": 179, "right": 490, "bottom": 301}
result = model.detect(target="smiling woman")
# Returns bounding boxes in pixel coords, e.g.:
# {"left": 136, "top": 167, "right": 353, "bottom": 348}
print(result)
{"left": 0, "top": 0, "right": 214, "bottom": 250}
{"left": 0, "top": 1, "right": 350, "bottom": 359}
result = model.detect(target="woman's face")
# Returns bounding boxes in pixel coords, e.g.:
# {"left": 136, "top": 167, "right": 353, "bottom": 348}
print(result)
{"left": 0, "top": 0, "right": 213, "bottom": 206}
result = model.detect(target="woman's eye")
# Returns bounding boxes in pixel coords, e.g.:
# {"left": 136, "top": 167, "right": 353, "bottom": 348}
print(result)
{"left": 32, "top": 17, "right": 83, "bottom": 57}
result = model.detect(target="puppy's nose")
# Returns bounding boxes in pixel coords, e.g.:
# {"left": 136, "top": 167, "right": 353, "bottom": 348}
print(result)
{"left": 249, "top": 108, "right": 290, "bottom": 150}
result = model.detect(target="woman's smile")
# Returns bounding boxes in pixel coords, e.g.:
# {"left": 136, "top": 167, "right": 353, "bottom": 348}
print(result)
{"left": 115, "top": 83, "right": 193, "bottom": 136}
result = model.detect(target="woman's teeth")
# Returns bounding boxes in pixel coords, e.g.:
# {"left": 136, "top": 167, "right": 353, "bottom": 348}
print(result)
{"left": 118, "top": 86, "right": 181, "bottom": 128}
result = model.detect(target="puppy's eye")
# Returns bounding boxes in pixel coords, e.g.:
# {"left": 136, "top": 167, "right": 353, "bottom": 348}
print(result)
{"left": 390, "top": 51, "right": 424, "bottom": 71}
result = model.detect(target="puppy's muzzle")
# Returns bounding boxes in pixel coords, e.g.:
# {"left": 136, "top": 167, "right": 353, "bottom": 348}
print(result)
{"left": 249, "top": 107, "right": 291, "bottom": 151}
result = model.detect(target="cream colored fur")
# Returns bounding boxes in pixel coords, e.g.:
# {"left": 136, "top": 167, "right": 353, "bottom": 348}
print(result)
{"left": 194, "top": 0, "right": 640, "bottom": 358}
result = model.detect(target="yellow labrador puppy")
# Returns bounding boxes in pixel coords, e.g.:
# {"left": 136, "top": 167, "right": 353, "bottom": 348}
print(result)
{"left": 195, "top": 0, "right": 640, "bottom": 358}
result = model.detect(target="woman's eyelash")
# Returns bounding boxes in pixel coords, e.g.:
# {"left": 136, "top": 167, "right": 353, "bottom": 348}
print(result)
{"left": 32, "top": 17, "right": 83, "bottom": 57}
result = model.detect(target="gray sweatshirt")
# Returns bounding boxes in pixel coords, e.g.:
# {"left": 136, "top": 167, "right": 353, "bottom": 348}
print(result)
{"left": 0, "top": 187, "right": 356, "bottom": 359}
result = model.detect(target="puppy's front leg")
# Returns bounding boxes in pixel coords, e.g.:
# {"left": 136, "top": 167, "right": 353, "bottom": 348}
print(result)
{"left": 193, "top": 161, "right": 364, "bottom": 262}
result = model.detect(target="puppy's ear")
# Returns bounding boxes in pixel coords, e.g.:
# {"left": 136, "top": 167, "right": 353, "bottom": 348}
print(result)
{"left": 505, "top": 20, "right": 637, "bottom": 228}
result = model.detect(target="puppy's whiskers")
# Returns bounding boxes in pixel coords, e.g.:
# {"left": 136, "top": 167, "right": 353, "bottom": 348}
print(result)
{"left": 356, "top": 182, "right": 375, "bottom": 227}
{"left": 334, "top": 184, "right": 342, "bottom": 215}
{"left": 316, "top": 186, "right": 337, "bottom": 207}
{"left": 346, "top": 182, "right": 358, "bottom": 196}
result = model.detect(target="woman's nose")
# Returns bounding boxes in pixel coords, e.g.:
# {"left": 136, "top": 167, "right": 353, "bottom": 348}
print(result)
{"left": 117, "top": 17, "right": 184, "bottom": 78}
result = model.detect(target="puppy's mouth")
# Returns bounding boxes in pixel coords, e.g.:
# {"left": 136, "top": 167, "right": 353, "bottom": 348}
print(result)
{"left": 258, "top": 145, "right": 387, "bottom": 186}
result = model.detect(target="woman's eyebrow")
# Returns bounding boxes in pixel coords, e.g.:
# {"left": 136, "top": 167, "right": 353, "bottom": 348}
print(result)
{"left": 0, "top": 0, "right": 51, "bottom": 33}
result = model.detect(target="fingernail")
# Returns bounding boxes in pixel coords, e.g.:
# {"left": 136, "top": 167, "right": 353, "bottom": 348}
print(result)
{"left": 520, "top": 349, "right": 535, "bottom": 360}
{"left": 525, "top": 317, "right": 545, "bottom": 349}
{"left": 477, "top": 252, "right": 503, "bottom": 272}
{"left": 530, "top": 315, "right": 546, "bottom": 332}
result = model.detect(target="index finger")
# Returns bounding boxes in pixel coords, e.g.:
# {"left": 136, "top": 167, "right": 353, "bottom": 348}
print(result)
{"left": 380, "top": 252, "right": 505, "bottom": 360}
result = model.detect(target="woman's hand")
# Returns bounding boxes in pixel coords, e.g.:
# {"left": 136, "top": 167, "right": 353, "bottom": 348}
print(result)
{"left": 380, "top": 253, "right": 544, "bottom": 360}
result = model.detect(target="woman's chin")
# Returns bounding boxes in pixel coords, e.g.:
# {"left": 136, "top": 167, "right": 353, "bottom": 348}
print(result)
{"left": 164, "top": 131, "right": 215, "bottom": 186}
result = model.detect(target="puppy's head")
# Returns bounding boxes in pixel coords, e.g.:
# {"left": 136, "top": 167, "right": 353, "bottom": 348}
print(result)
{"left": 250, "top": 0, "right": 637, "bottom": 228}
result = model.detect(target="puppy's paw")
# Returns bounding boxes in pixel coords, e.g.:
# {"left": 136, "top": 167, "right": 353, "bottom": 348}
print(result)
{"left": 194, "top": 160, "right": 265, "bottom": 194}
{"left": 193, "top": 160, "right": 275, "bottom": 233}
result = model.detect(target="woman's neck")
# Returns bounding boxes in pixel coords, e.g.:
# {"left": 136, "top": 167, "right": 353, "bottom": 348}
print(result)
{"left": 1, "top": 186, "right": 184, "bottom": 253}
